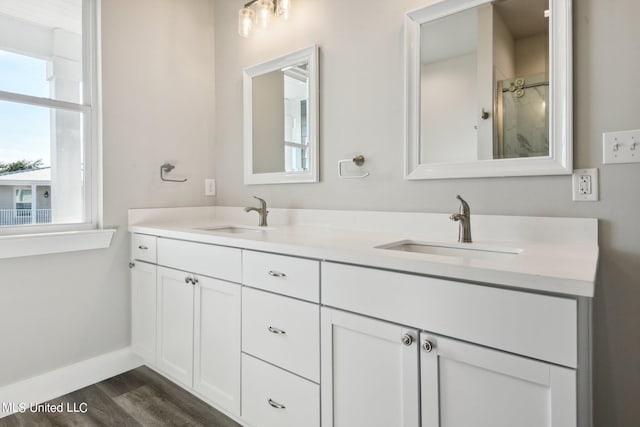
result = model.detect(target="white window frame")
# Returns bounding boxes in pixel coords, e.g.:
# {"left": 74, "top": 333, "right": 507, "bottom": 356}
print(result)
{"left": 0, "top": 0, "right": 113, "bottom": 257}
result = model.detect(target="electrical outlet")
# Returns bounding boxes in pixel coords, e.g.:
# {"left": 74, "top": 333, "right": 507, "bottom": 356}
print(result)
{"left": 572, "top": 168, "right": 598, "bottom": 201}
{"left": 205, "top": 179, "right": 216, "bottom": 196}
{"left": 603, "top": 129, "right": 640, "bottom": 164}
{"left": 578, "top": 175, "right": 591, "bottom": 195}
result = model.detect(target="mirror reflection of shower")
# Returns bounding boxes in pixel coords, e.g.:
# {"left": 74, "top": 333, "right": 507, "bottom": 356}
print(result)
{"left": 495, "top": 74, "right": 549, "bottom": 159}
{"left": 492, "top": 0, "right": 550, "bottom": 160}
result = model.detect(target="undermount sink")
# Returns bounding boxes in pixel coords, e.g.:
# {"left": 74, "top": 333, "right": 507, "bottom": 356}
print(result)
{"left": 377, "top": 240, "right": 521, "bottom": 261}
{"left": 196, "top": 225, "right": 273, "bottom": 234}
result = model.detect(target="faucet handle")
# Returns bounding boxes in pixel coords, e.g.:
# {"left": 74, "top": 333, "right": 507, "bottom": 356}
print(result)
{"left": 253, "top": 196, "right": 267, "bottom": 210}
{"left": 456, "top": 195, "right": 470, "bottom": 214}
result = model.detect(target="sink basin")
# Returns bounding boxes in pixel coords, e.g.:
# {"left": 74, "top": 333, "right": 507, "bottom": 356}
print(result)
{"left": 377, "top": 240, "right": 521, "bottom": 261}
{"left": 196, "top": 225, "right": 273, "bottom": 234}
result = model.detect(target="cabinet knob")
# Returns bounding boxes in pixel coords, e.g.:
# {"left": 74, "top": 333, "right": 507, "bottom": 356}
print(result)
{"left": 128, "top": 262, "right": 135, "bottom": 269}
{"left": 267, "top": 326, "right": 286, "bottom": 335}
{"left": 268, "top": 270, "right": 286, "bottom": 278}
{"left": 185, "top": 276, "right": 192, "bottom": 284}
{"left": 267, "top": 398, "right": 286, "bottom": 409}
{"left": 402, "top": 333, "right": 414, "bottom": 346}
{"left": 192, "top": 277, "right": 199, "bottom": 285}
{"left": 422, "top": 339, "right": 433, "bottom": 353}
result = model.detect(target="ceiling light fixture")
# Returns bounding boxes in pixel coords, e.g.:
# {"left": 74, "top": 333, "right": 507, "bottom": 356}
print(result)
{"left": 238, "top": 0, "right": 291, "bottom": 38}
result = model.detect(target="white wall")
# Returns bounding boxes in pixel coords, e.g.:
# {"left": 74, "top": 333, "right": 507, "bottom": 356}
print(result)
{"left": 252, "top": 71, "right": 285, "bottom": 173}
{"left": 515, "top": 33, "right": 548, "bottom": 77}
{"left": 213, "top": 0, "right": 640, "bottom": 424}
{"left": 493, "top": 7, "right": 515, "bottom": 80}
{"left": 0, "top": 0, "right": 215, "bottom": 387}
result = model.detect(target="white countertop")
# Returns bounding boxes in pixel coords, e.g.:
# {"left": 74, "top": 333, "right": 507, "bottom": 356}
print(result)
{"left": 128, "top": 207, "right": 599, "bottom": 297}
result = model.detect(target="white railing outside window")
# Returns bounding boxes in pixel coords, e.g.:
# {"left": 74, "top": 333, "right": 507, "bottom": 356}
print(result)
{"left": 0, "top": 209, "right": 52, "bottom": 226}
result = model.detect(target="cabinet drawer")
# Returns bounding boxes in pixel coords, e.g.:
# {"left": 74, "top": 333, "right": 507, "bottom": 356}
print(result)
{"left": 157, "top": 238, "right": 241, "bottom": 283}
{"left": 243, "top": 251, "right": 319, "bottom": 302}
{"left": 242, "top": 354, "right": 319, "bottom": 427}
{"left": 322, "top": 262, "right": 577, "bottom": 368}
{"left": 242, "top": 287, "right": 319, "bottom": 382}
{"left": 132, "top": 234, "right": 157, "bottom": 263}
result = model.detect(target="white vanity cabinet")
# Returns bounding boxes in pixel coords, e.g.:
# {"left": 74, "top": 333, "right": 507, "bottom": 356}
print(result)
{"left": 156, "top": 238, "right": 242, "bottom": 416}
{"left": 320, "top": 307, "right": 420, "bottom": 427}
{"left": 129, "top": 220, "right": 592, "bottom": 427}
{"left": 130, "top": 235, "right": 242, "bottom": 417}
{"left": 130, "top": 256, "right": 157, "bottom": 364}
{"left": 420, "top": 332, "right": 576, "bottom": 427}
{"left": 321, "top": 262, "right": 585, "bottom": 427}
{"left": 321, "top": 305, "right": 576, "bottom": 427}
{"left": 156, "top": 266, "right": 195, "bottom": 386}
{"left": 241, "top": 251, "right": 321, "bottom": 427}
{"left": 156, "top": 266, "right": 242, "bottom": 414}
{"left": 130, "top": 234, "right": 158, "bottom": 364}
{"left": 193, "top": 274, "right": 241, "bottom": 413}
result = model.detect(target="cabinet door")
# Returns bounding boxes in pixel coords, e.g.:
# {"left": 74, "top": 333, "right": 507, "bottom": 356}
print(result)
{"left": 156, "top": 266, "right": 194, "bottom": 386}
{"left": 420, "top": 332, "right": 576, "bottom": 427}
{"left": 193, "top": 276, "right": 241, "bottom": 416}
{"left": 321, "top": 308, "right": 419, "bottom": 427}
{"left": 131, "top": 261, "right": 157, "bottom": 364}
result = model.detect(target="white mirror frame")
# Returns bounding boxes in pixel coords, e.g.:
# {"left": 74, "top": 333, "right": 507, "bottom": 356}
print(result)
{"left": 243, "top": 45, "right": 319, "bottom": 185}
{"left": 404, "top": 0, "right": 572, "bottom": 180}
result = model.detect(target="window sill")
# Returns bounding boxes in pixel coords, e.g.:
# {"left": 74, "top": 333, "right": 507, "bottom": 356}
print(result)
{"left": 0, "top": 229, "right": 115, "bottom": 259}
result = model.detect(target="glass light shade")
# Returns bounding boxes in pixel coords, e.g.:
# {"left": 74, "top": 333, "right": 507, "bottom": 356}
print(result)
{"left": 238, "top": 7, "right": 255, "bottom": 37}
{"left": 256, "top": 0, "right": 274, "bottom": 29}
{"left": 276, "top": 0, "right": 291, "bottom": 19}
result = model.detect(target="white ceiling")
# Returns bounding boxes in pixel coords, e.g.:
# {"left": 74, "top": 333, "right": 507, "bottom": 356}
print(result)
{"left": 0, "top": 0, "right": 82, "bottom": 34}
{"left": 494, "top": 0, "right": 548, "bottom": 39}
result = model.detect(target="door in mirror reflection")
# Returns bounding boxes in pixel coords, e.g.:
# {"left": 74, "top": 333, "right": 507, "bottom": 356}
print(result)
{"left": 419, "top": 0, "right": 550, "bottom": 163}
{"left": 252, "top": 63, "right": 309, "bottom": 174}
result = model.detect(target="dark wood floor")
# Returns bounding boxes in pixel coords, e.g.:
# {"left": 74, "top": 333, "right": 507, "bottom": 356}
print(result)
{"left": 0, "top": 366, "right": 241, "bottom": 427}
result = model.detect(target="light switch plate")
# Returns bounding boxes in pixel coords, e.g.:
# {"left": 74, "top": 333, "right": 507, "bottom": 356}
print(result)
{"left": 603, "top": 129, "right": 640, "bottom": 164}
{"left": 572, "top": 168, "right": 598, "bottom": 201}
{"left": 205, "top": 179, "right": 216, "bottom": 196}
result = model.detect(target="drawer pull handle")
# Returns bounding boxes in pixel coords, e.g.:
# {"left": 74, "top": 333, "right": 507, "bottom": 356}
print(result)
{"left": 268, "top": 270, "right": 286, "bottom": 278}
{"left": 267, "top": 398, "right": 286, "bottom": 409}
{"left": 267, "top": 326, "right": 286, "bottom": 335}
{"left": 138, "top": 245, "right": 149, "bottom": 250}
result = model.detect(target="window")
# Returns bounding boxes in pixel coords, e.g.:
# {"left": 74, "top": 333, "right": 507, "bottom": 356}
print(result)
{"left": 0, "top": 0, "right": 99, "bottom": 232}
{"left": 15, "top": 188, "right": 32, "bottom": 209}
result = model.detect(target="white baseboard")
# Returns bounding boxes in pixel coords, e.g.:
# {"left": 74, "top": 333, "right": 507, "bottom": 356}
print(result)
{"left": 0, "top": 347, "right": 142, "bottom": 418}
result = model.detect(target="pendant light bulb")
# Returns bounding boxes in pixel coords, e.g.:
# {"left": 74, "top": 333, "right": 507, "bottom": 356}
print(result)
{"left": 238, "top": 7, "right": 255, "bottom": 37}
{"left": 256, "top": 0, "right": 274, "bottom": 29}
{"left": 276, "top": 0, "right": 291, "bottom": 19}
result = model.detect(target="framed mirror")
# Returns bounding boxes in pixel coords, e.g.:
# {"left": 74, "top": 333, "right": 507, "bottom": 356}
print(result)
{"left": 405, "top": 0, "right": 572, "bottom": 179}
{"left": 243, "top": 45, "right": 319, "bottom": 185}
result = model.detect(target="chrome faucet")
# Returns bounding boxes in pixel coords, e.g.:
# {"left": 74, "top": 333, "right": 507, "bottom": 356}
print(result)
{"left": 450, "top": 195, "right": 472, "bottom": 243}
{"left": 245, "top": 196, "right": 269, "bottom": 227}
